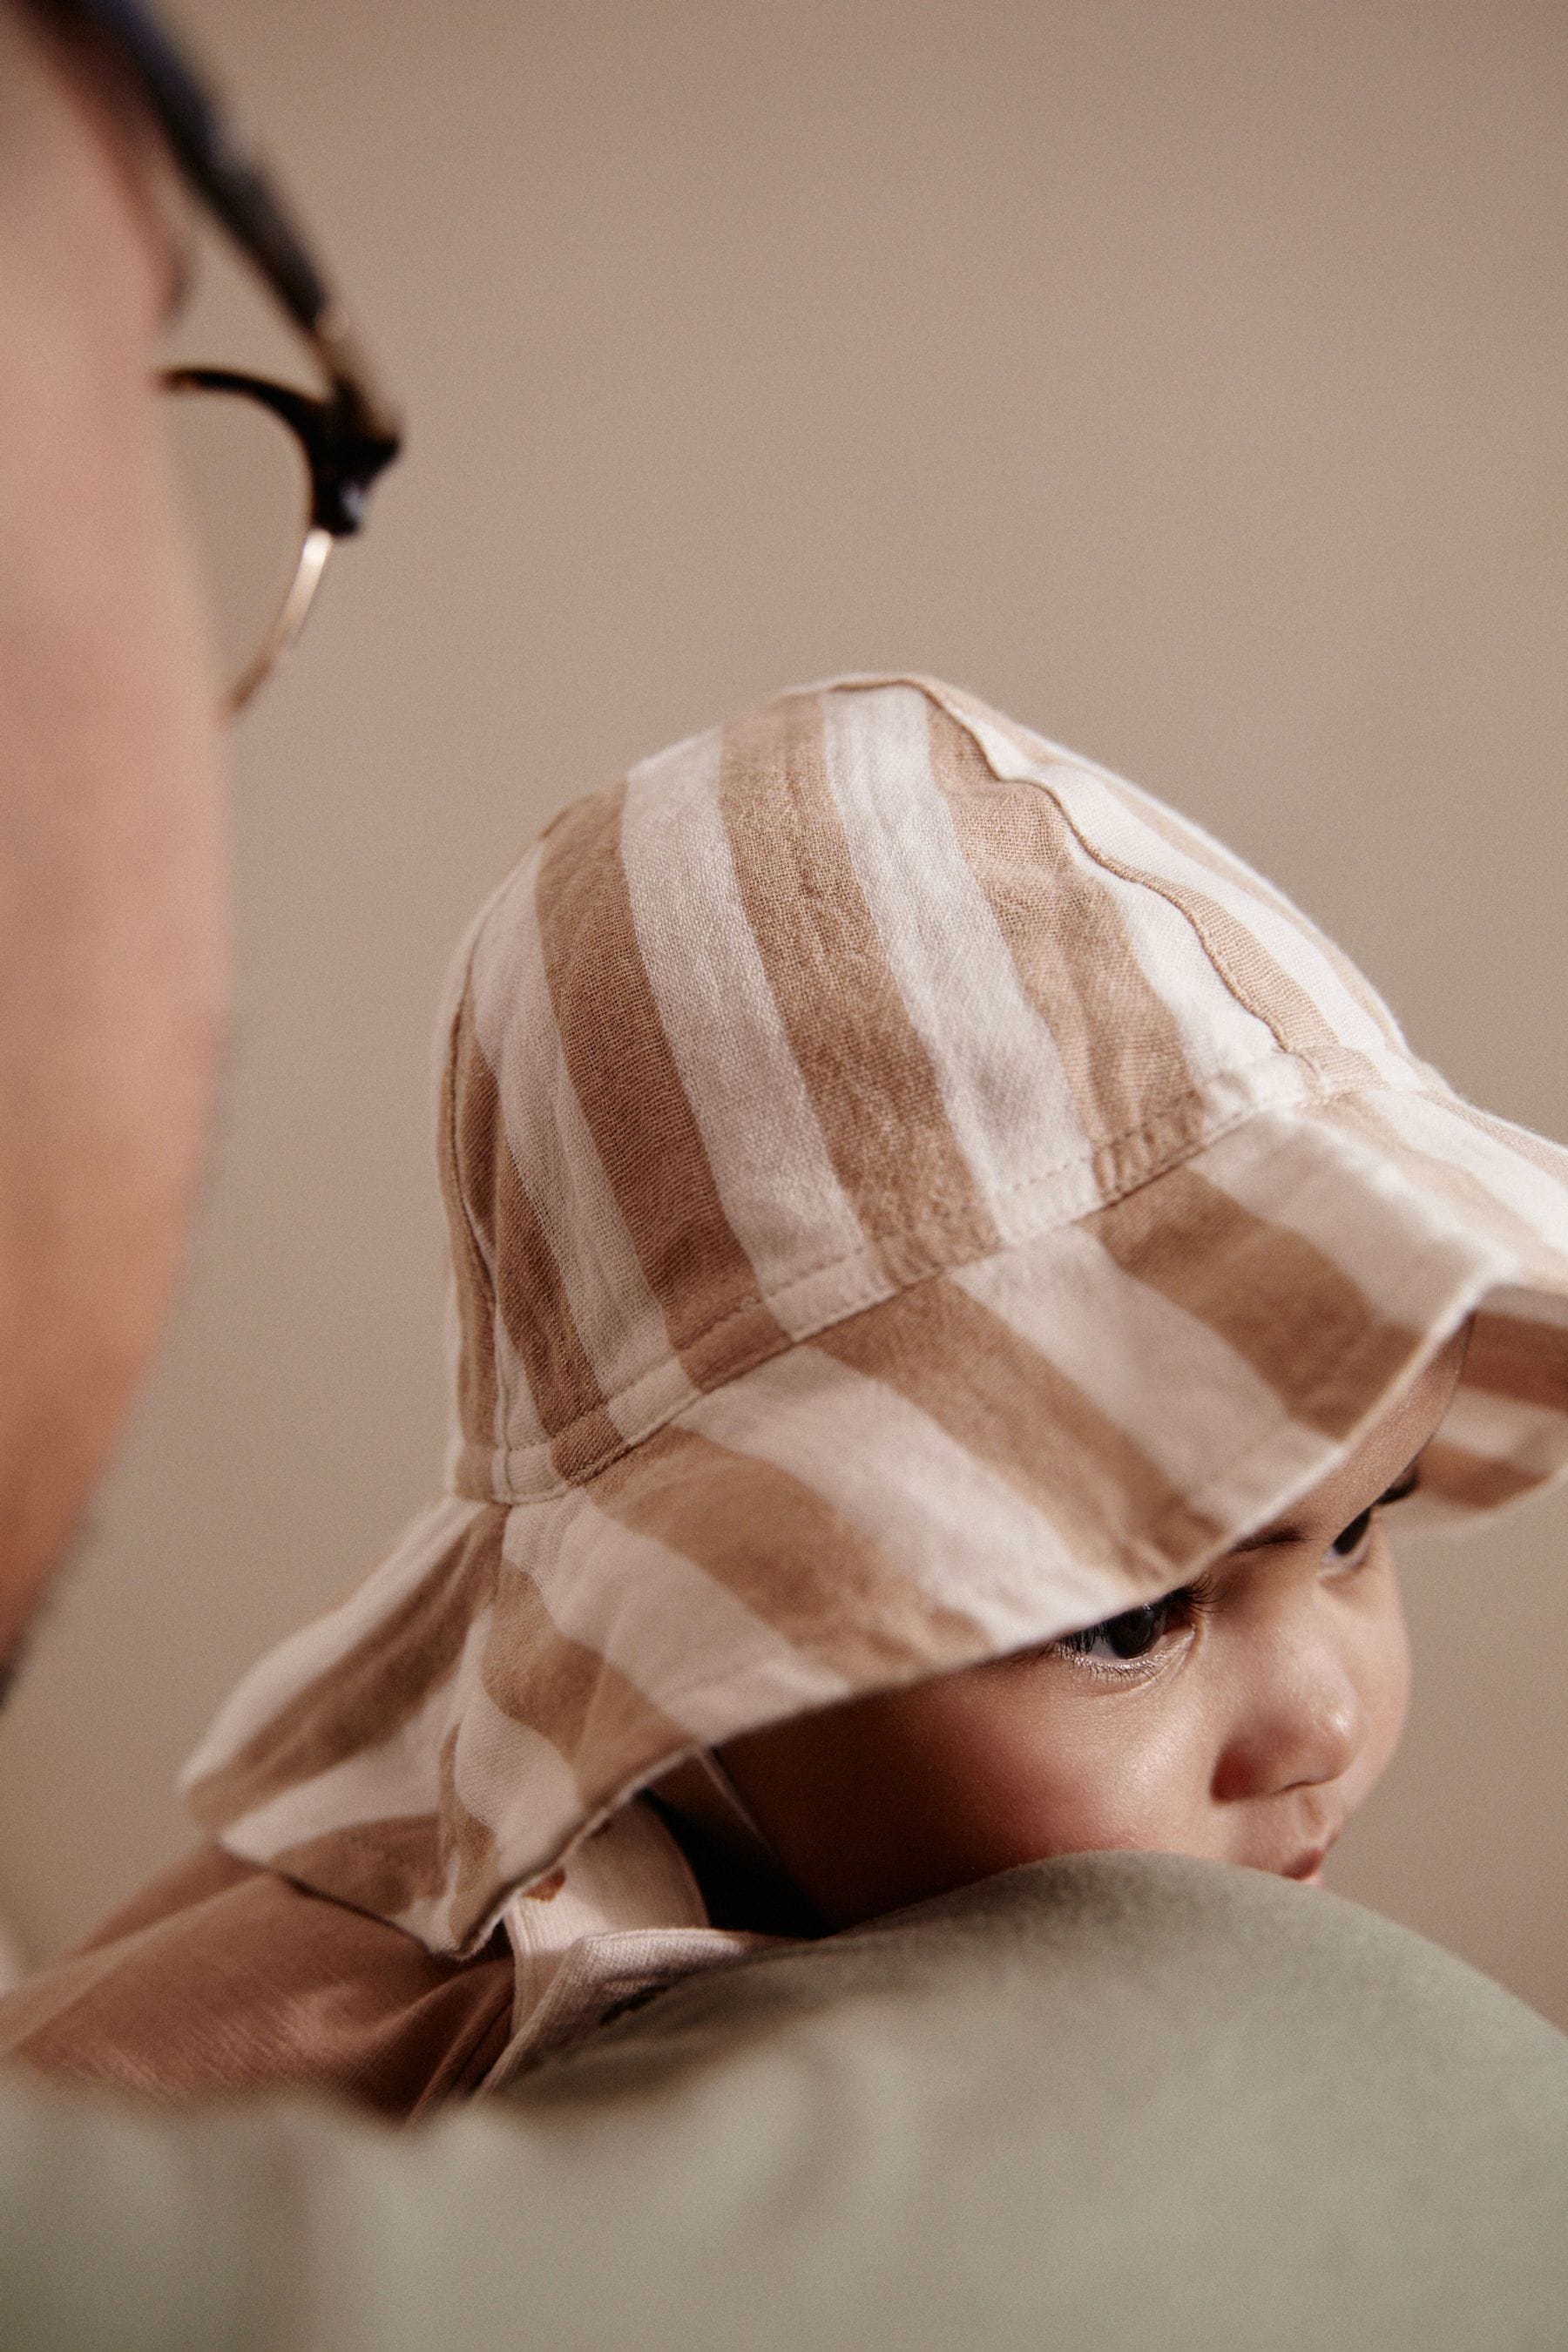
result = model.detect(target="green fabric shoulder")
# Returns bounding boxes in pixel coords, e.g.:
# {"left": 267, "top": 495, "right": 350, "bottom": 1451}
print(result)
{"left": 4, "top": 1854, "right": 1566, "bottom": 2351}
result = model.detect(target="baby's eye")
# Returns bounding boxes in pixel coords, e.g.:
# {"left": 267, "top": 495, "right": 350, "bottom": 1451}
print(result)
{"left": 1054, "top": 1589, "right": 1193, "bottom": 1673}
{"left": 1328, "top": 1506, "right": 1375, "bottom": 1568}
{"left": 1325, "top": 1462, "right": 1422, "bottom": 1573}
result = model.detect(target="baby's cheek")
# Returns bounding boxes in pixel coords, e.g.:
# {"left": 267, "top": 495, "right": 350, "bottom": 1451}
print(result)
{"left": 1349, "top": 1585, "right": 1413, "bottom": 1806}
{"left": 960, "top": 1695, "right": 1213, "bottom": 1869}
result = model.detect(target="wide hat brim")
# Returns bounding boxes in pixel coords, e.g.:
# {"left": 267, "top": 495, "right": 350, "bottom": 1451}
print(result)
{"left": 186, "top": 1072, "right": 1568, "bottom": 1955}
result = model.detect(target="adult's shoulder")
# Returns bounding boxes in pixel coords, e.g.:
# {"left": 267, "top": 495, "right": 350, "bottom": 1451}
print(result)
{"left": 3, "top": 1852, "right": 1565, "bottom": 2350}
{"left": 495, "top": 1851, "right": 1568, "bottom": 2349}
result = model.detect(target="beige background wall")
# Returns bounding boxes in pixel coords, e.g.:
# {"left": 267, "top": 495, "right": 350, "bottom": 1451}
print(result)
{"left": 2, "top": 0, "right": 1565, "bottom": 2024}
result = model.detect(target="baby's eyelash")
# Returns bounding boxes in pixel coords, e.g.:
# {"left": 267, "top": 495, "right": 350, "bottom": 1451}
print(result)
{"left": 1329, "top": 1462, "right": 1423, "bottom": 1563}
{"left": 1054, "top": 1585, "right": 1206, "bottom": 1673}
{"left": 1330, "top": 1507, "right": 1375, "bottom": 1559}
{"left": 1051, "top": 1463, "right": 1426, "bottom": 1671}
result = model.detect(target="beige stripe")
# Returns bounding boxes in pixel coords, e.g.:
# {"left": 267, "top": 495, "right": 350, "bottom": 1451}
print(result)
{"left": 1085, "top": 1166, "right": 1423, "bottom": 1438}
{"left": 926, "top": 694, "right": 1280, "bottom": 1088}
{"left": 1462, "top": 1310, "right": 1568, "bottom": 1416}
{"left": 618, "top": 728, "right": 882, "bottom": 1336}
{"left": 494, "top": 1146, "right": 624, "bottom": 1484}
{"left": 1417, "top": 1437, "right": 1544, "bottom": 1511}
{"left": 439, "top": 987, "right": 504, "bottom": 1467}
{"left": 929, "top": 700, "right": 1196, "bottom": 1153}
{"left": 930, "top": 682, "right": 1410, "bottom": 1077}
{"left": 521, "top": 1494, "right": 852, "bottom": 1737}
{"left": 480, "top": 1567, "right": 692, "bottom": 1809}
{"left": 536, "top": 781, "right": 789, "bottom": 1394}
{"left": 951, "top": 1227, "right": 1324, "bottom": 1517}
{"left": 453, "top": 1004, "right": 623, "bottom": 1483}
{"left": 814, "top": 1277, "right": 1226, "bottom": 1579}
{"left": 468, "top": 847, "right": 694, "bottom": 1443}
{"left": 188, "top": 1511, "right": 506, "bottom": 1833}
{"left": 933, "top": 680, "right": 1403, "bottom": 1063}
{"left": 719, "top": 693, "right": 999, "bottom": 1286}
{"left": 590, "top": 1421, "right": 983, "bottom": 1682}
{"left": 1077, "top": 822, "right": 1377, "bottom": 1078}
{"left": 181, "top": 1498, "right": 485, "bottom": 1788}
{"left": 932, "top": 686, "right": 1389, "bottom": 1077}
{"left": 683, "top": 1342, "right": 1117, "bottom": 1644}
{"left": 268, "top": 1814, "right": 448, "bottom": 1922}
{"left": 1097, "top": 773, "right": 1406, "bottom": 1054}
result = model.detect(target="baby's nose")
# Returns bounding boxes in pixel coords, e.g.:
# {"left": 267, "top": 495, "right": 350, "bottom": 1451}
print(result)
{"left": 1210, "top": 1639, "right": 1366, "bottom": 1805}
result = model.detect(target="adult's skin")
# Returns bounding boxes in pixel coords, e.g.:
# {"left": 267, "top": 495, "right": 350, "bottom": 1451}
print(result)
{"left": 0, "top": 0, "right": 226, "bottom": 1672}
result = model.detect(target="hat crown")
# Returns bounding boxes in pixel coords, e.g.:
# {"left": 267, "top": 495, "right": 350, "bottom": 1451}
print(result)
{"left": 441, "top": 676, "right": 1414, "bottom": 1500}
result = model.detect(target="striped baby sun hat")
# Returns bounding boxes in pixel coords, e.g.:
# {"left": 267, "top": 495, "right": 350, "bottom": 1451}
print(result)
{"left": 183, "top": 675, "right": 1568, "bottom": 1957}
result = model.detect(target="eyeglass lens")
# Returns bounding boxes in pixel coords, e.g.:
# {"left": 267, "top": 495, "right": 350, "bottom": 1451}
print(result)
{"left": 163, "top": 379, "right": 314, "bottom": 702}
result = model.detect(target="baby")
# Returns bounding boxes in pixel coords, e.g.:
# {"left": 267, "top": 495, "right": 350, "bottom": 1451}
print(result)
{"left": 4, "top": 674, "right": 1567, "bottom": 2106}
{"left": 712, "top": 1327, "right": 1463, "bottom": 1929}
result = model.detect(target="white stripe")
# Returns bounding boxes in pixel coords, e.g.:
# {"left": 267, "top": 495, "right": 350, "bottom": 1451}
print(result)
{"left": 1373, "top": 1092, "right": 1568, "bottom": 1251}
{"left": 923, "top": 690, "right": 1280, "bottom": 1080}
{"left": 963, "top": 720, "right": 1400, "bottom": 1067}
{"left": 394, "top": 1851, "right": 463, "bottom": 1950}
{"left": 821, "top": 685, "right": 1089, "bottom": 1247}
{"left": 620, "top": 727, "right": 884, "bottom": 1338}
{"left": 217, "top": 1608, "right": 493, "bottom": 1861}
{"left": 180, "top": 1496, "right": 485, "bottom": 1788}
{"left": 512, "top": 1490, "right": 848, "bottom": 1744}
{"left": 1315, "top": 1098, "right": 1568, "bottom": 1282}
{"left": 1441, "top": 1386, "right": 1568, "bottom": 1469}
{"left": 449, "top": 1670, "right": 585, "bottom": 1860}
{"left": 952, "top": 1228, "right": 1328, "bottom": 1529}
{"left": 1196, "top": 1109, "right": 1505, "bottom": 1318}
{"left": 681, "top": 1342, "right": 1120, "bottom": 1646}
{"left": 1480, "top": 1283, "right": 1568, "bottom": 1335}
{"left": 468, "top": 844, "right": 697, "bottom": 1441}
{"left": 1035, "top": 811, "right": 1281, "bottom": 1081}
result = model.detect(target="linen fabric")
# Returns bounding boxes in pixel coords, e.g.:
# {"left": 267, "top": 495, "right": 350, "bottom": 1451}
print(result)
{"left": 179, "top": 675, "right": 1568, "bottom": 1961}
{"left": 0, "top": 1805, "right": 772, "bottom": 2106}
{"left": 0, "top": 1845, "right": 514, "bottom": 2116}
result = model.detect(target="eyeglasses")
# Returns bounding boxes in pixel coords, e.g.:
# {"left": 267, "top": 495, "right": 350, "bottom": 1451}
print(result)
{"left": 30, "top": 0, "right": 402, "bottom": 711}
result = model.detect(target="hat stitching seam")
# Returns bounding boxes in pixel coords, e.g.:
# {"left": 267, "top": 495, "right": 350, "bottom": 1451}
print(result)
{"left": 924, "top": 677, "right": 1398, "bottom": 1075}
{"left": 459, "top": 1065, "right": 1446, "bottom": 1507}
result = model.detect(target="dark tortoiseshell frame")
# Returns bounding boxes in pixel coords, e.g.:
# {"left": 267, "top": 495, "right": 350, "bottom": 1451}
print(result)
{"left": 30, "top": 0, "right": 402, "bottom": 705}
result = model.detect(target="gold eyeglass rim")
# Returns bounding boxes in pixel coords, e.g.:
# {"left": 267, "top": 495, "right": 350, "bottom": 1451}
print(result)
{"left": 37, "top": 0, "right": 404, "bottom": 713}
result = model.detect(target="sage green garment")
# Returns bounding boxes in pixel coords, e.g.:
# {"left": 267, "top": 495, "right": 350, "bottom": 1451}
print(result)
{"left": 3, "top": 1855, "right": 1566, "bottom": 2351}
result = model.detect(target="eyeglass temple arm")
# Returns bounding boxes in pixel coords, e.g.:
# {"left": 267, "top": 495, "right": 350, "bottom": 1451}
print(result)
{"left": 41, "top": 0, "right": 402, "bottom": 455}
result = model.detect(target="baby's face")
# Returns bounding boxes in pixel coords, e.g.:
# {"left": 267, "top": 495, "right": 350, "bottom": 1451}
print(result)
{"left": 721, "top": 1332, "right": 1466, "bottom": 1930}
